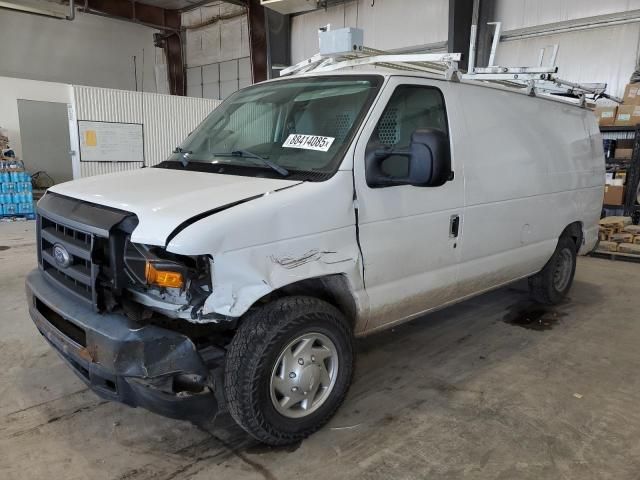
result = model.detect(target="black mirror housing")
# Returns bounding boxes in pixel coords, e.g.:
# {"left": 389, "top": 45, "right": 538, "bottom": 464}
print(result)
{"left": 365, "top": 128, "right": 451, "bottom": 188}
{"left": 409, "top": 128, "right": 451, "bottom": 187}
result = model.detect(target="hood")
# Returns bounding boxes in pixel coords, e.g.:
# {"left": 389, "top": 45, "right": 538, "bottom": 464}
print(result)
{"left": 48, "top": 168, "right": 301, "bottom": 245}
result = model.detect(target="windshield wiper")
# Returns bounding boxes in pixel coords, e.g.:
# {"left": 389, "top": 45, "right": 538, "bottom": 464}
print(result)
{"left": 173, "top": 146, "right": 193, "bottom": 167}
{"left": 212, "top": 150, "right": 289, "bottom": 177}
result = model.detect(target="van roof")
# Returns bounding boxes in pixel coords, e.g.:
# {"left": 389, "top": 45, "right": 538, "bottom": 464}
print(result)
{"left": 264, "top": 69, "right": 589, "bottom": 110}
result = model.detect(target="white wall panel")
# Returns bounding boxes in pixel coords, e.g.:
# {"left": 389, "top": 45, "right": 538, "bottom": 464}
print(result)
{"left": 203, "top": 64, "right": 221, "bottom": 99}
{"left": 187, "top": 67, "right": 204, "bottom": 98}
{"left": 71, "top": 86, "right": 220, "bottom": 178}
{"left": 291, "top": 0, "right": 448, "bottom": 63}
{"left": 0, "top": 9, "right": 161, "bottom": 92}
{"left": 495, "top": 0, "right": 640, "bottom": 31}
{"left": 220, "top": 16, "right": 244, "bottom": 62}
{"left": 239, "top": 57, "right": 252, "bottom": 89}
{"left": 183, "top": 2, "right": 249, "bottom": 99}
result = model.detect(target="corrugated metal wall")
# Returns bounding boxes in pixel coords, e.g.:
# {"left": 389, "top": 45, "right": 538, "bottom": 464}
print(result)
{"left": 71, "top": 86, "right": 220, "bottom": 178}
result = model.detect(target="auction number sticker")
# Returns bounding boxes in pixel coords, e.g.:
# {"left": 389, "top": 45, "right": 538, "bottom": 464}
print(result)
{"left": 282, "top": 134, "right": 335, "bottom": 152}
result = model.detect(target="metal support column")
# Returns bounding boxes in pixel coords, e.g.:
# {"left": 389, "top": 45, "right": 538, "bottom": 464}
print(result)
{"left": 247, "top": 0, "right": 268, "bottom": 83}
{"left": 265, "top": 9, "right": 290, "bottom": 79}
{"left": 448, "top": 0, "right": 475, "bottom": 71}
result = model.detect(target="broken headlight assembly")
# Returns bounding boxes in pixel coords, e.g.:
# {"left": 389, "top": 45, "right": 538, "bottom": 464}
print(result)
{"left": 122, "top": 240, "right": 213, "bottom": 321}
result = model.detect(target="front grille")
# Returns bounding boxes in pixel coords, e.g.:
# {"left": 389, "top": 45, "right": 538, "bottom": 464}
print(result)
{"left": 38, "top": 214, "right": 100, "bottom": 308}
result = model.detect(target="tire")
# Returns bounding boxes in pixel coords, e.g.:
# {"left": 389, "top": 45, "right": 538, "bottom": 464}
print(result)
{"left": 528, "top": 236, "right": 577, "bottom": 305}
{"left": 224, "top": 296, "right": 354, "bottom": 445}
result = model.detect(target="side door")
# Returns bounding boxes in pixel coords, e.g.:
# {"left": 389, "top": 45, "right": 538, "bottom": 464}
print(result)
{"left": 353, "top": 77, "right": 465, "bottom": 332}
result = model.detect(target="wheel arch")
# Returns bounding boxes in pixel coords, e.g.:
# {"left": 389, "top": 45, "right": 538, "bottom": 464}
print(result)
{"left": 252, "top": 274, "right": 359, "bottom": 327}
{"left": 560, "top": 221, "right": 584, "bottom": 251}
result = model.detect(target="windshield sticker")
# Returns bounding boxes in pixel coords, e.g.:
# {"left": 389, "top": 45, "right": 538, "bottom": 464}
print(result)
{"left": 282, "top": 134, "right": 335, "bottom": 152}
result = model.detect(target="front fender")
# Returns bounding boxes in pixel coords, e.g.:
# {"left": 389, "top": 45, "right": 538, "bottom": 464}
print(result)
{"left": 165, "top": 171, "right": 367, "bottom": 323}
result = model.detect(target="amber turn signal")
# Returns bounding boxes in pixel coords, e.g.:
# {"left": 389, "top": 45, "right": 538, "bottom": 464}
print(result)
{"left": 145, "top": 262, "right": 184, "bottom": 289}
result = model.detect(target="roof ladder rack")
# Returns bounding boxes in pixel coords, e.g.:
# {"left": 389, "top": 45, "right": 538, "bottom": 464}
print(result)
{"left": 281, "top": 25, "right": 620, "bottom": 105}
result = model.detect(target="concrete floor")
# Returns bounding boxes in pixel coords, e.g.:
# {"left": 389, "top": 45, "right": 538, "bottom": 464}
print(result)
{"left": 1, "top": 221, "right": 639, "bottom": 480}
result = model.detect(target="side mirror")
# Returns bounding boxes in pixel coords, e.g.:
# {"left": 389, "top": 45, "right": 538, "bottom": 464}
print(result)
{"left": 365, "top": 128, "right": 452, "bottom": 188}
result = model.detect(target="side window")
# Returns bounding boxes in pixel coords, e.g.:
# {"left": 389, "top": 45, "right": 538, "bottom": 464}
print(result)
{"left": 369, "top": 85, "right": 448, "bottom": 178}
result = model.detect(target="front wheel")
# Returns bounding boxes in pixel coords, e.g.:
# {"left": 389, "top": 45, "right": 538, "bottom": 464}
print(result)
{"left": 224, "top": 296, "right": 354, "bottom": 445}
{"left": 528, "top": 236, "right": 577, "bottom": 305}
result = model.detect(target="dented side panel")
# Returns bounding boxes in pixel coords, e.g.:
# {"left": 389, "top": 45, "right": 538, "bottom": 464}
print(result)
{"left": 166, "top": 171, "right": 370, "bottom": 333}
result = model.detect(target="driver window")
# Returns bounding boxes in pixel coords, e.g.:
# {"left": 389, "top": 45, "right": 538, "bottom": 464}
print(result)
{"left": 371, "top": 85, "right": 448, "bottom": 177}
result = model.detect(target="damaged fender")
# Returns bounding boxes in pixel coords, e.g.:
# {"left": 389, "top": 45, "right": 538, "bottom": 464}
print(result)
{"left": 166, "top": 171, "right": 368, "bottom": 326}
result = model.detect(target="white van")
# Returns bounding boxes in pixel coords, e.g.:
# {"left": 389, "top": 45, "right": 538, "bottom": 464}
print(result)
{"left": 26, "top": 70, "right": 604, "bottom": 445}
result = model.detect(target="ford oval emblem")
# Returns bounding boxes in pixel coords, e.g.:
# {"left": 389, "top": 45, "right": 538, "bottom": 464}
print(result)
{"left": 53, "top": 243, "right": 72, "bottom": 269}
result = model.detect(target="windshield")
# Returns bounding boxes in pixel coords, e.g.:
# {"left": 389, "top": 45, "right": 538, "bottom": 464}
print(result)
{"left": 158, "top": 75, "right": 383, "bottom": 181}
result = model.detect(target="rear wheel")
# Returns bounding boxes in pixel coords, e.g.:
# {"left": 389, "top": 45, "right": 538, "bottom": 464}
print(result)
{"left": 224, "top": 296, "right": 354, "bottom": 445}
{"left": 528, "top": 236, "right": 577, "bottom": 305}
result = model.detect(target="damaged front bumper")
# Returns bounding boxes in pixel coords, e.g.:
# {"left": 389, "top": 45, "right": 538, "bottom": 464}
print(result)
{"left": 25, "top": 269, "right": 218, "bottom": 420}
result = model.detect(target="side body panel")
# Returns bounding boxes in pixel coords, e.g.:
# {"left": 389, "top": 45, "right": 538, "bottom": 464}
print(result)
{"left": 454, "top": 84, "right": 604, "bottom": 297}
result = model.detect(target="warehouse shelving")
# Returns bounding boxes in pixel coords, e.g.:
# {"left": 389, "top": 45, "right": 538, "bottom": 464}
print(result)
{"left": 600, "top": 124, "right": 640, "bottom": 224}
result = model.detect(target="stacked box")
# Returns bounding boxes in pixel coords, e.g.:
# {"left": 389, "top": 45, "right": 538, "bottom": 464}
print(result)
{"left": 598, "top": 216, "right": 634, "bottom": 252}
{"left": 598, "top": 217, "right": 640, "bottom": 256}
{"left": 0, "top": 163, "right": 34, "bottom": 219}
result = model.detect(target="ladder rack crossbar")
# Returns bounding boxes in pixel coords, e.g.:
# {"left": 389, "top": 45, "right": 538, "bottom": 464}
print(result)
{"left": 279, "top": 43, "right": 615, "bottom": 106}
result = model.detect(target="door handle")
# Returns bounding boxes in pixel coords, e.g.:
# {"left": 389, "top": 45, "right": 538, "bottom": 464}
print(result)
{"left": 449, "top": 214, "right": 460, "bottom": 238}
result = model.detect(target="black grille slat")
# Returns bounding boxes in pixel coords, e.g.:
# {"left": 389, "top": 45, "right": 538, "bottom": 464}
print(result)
{"left": 38, "top": 214, "right": 100, "bottom": 309}
{"left": 42, "top": 269, "right": 93, "bottom": 305}
{"left": 41, "top": 227, "right": 92, "bottom": 260}
{"left": 42, "top": 251, "right": 92, "bottom": 285}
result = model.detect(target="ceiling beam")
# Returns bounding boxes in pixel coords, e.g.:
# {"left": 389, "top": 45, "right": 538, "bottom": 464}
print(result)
{"left": 77, "top": 0, "right": 179, "bottom": 31}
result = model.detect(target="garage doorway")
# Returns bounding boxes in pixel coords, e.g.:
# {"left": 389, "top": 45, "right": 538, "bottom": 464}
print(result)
{"left": 17, "top": 99, "right": 72, "bottom": 184}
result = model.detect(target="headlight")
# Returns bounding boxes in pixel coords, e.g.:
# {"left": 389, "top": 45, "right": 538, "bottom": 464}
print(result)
{"left": 145, "top": 262, "right": 184, "bottom": 289}
{"left": 124, "top": 241, "right": 189, "bottom": 290}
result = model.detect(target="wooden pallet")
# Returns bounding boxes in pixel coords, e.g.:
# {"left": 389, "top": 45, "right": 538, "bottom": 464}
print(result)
{"left": 590, "top": 249, "right": 640, "bottom": 263}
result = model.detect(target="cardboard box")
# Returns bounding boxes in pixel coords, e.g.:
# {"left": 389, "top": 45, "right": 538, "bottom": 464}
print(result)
{"left": 623, "top": 83, "right": 640, "bottom": 105}
{"left": 595, "top": 106, "right": 617, "bottom": 126}
{"left": 614, "top": 105, "right": 640, "bottom": 126}
{"left": 603, "top": 185, "right": 626, "bottom": 205}
{"left": 616, "top": 148, "right": 633, "bottom": 160}
{"left": 616, "top": 171, "right": 627, "bottom": 184}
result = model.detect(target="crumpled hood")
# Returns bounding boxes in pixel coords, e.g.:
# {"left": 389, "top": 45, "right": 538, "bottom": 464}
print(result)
{"left": 48, "top": 168, "right": 301, "bottom": 245}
